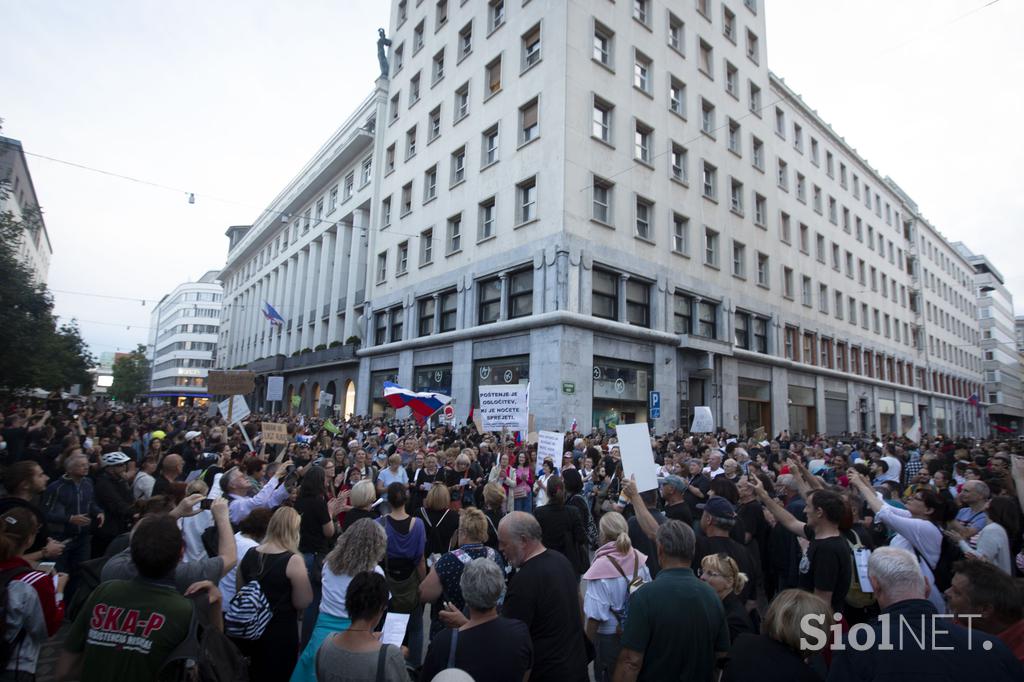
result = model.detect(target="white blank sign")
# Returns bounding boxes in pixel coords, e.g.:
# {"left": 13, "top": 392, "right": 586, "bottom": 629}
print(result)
{"left": 616, "top": 423, "right": 658, "bottom": 493}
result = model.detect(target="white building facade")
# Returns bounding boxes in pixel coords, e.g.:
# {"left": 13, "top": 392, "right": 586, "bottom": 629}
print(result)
{"left": 220, "top": 0, "right": 985, "bottom": 437}
{"left": 148, "top": 271, "right": 222, "bottom": 403}
{"left": 954, "top": 243, "right": 1023, "bottom": 434}
{"left": 0, "top": 137, "right": 53, "bottom": 285}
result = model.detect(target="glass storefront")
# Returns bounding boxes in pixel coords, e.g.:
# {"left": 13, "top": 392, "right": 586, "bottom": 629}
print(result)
{"left": 593, "top": 358, "right": 652, "bottom": 430}
{"left": 413, "top": 364, "right": 453, "bottom": 395}
{"left": 370, "top": 369, "right": 399, "bottom": 418}
{"left": 878, "top": 398, "right": 896, "bottom": 434}
{"left": 473, "top": 356, "right": 529, "bottom": 406}
{"left": 900, "top": 401, "right": 915, "bottom": 433}
{"left": 934, "top": 406, "right": 946, "bottom": 435}
{"left": 738, "top": 378, "right": 771, "bottom": 437}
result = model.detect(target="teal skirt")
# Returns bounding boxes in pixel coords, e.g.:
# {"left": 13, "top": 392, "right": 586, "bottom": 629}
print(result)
{"left": 289, "top": 612, "right": 352, "bottom": 682}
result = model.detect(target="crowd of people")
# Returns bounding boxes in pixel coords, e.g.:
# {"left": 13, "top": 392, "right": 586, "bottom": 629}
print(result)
{"left": 0, "top": 398, "right": 1022, "bottom": 681}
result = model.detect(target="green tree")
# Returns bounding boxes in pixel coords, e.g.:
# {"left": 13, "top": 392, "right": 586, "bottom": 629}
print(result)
{"left": 109, "top": 344, "right": 150, "bottom": 402}
{"left": 0, "top": 137, "right": 96, "bottom": 394}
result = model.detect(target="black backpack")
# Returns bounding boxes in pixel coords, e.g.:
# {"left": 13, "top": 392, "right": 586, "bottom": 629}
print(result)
{"left": 913, "top": 533, "right": 964, "bottom": 593}
{"left": 66, "top": 554, "right": 114, "bottom": 623}
{"left": 0, "top": 567, "right": 31, "bottom": 671}
{"left": 160, "top": 592, "right": 249, "bottom": 682}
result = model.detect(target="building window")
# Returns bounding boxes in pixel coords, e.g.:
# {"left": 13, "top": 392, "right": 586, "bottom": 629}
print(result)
{"left": 626, "top": 279, "right": 650, "bottom": 327}
{"left": 729, "top": 178, "right": 744, "bottom": 214}
{"left": 420, "top": 228, "right": 433, "bottom": 265}
{"left": 390, "top": 92, "right": 401, "bottom": 122}
{"left": 783, "top": 266, "right": 794, "bottom": 298}
{"left": 432, "top": 49, "right": 445, "bottom": 84}
{"left": 633, "top": 50, "right": 652, "bottom": 93}
{"left": 671, "top": 143, "right": 688, "bottom": 183}
{"left": 673, "top": 293, "right": 692, "bottom": 333}
{"left": 723, "top": 6, "right": 736, "bottom": 41}
{"left": 698, "top": 39, "right": 713, "bottom": 78}
{"left": 746, "top": 30, "right": 759, "bottom": 63}
{"left": 725, "top": 61, "right": 738, "bottom": 97}
{"left": 436, "top": 0, "right": 448, "bottom": 27}
{"left": 522, "top": 24, "right": 542, "bottom": 70}
{"left": 519, "top": 98, "right": 539, "bottom": 143}
{"left": 751, "top": 136, "right": 764, "bottom": 170}
{"left": 478, "top": 277, "right": 501, "bottom": 324}
{"left": 413, "top": 20, "right": 425, "bottom": 53}
{"left": 635, "top": 196, "right": 653, "bottom": 240}
{"left": 450, "top": 146, "right": 466, "bottom": 185}
{"left": 784, "top": 326, "right": 798, "bottom": 360}
{"left": 697, "top": 301, "right": 717, "bottom": 338}
{"left": 428, "top": 106, "right": 442, "bottom": 142}
{"left": 516, "top": 176, "right": 537, "bottom": 224}
{"left": 454, "top": 82, "right": 469, "bottom": 122}
{"left": 735, "top": 312, "right": 749, "bottom": 348}
{"left": 486, "top": 56, "right": 502, "bottom": 96}
{"left": 632, "top": 0, "right": 650, "bottom": 26}
{"left": 819, "top": 283, "right": 829, "bottom": 313}
{"left": 756, "top": 252, "right": 769, "bottom": 287}
{"left": 793, "top": 123, "right": 803, "bottom": 152}
{"left": 344, "top": 173, "right": 354, "bottom": 200}
{"left": 702, "top": 161, "right": 717, "bottom": 200}
{"left": 329, "top": 186, "right": 338, "bottom": 213}
{"left": 593, "top": 21, "right": 614, "bottom": 67}
{"left": 481, "top": 124, "right": 500, "bottom": 166}
{"left": 775, "top": 107, "right": 785, "bottom": 137}
{"left": 397, "top": 241, "right": 409, "bottom": 275}
{"left": 376, "top": 250, "right": 387, "bottom": 283}
{"left": 508, "top": 269, "right": 533, "bottom": 319}
{"left": 732, "top": 241, "right": 746, "bottom": 278}
{"left": 704, "top": 227, "right": 719, "bottom": 267}
{"left": 401, "top": 182, "right": 413, "bottom": 215}
{"left": 669, "top": 77, "right": 686, "bottom": 117}
{"left": 458, "top": 21, "right": 473, "bottom": 60}
{"left": 488, "top": 0, "right": 505, "bottom": 31}
{"left": 749, "top": 81, "right": 761, "bottom": 114}
{"left": 753, "top": 193, "right": 766, "bottom": 227}
{"left": 447, "top": 214, "right": 462, "bottom": 254}
{"left": 634, "top": 121, "right": 652, "bottom": 163}
{"left": 592, "top": 268, "right": 618, "bottom": 320}
{"left": 593, "top": 176, "right": 613, "bottom": 225}
{"left": 592, "top": 97, "right": 613, "bottom": 143}
{"left": 409, "top": 72, "right": 421, "bottom": 104}
{"left": 700, "top": 98, "right": 715, "bottom": 136}
{"left": 424, "top": 166, "right": 438, "bottom": 202}
{"left": 440, "top": 291, "right": 457, "bottom": 332}
{"left": 802, "top": 276, "right": 812, "bottom": 307}
{"left": 381, "top": 196, "right": 392, "bottom": 227}
{"left": 478, "top": 197, "right": 496, "bottom": 240}
{"left": 668, "top": 13, "right": 684, "bottom": 52}
{"left": 727, "top": 119, "right": 741, "bottom": 155}
{"left": 385, "top": 144, "right": 396, "bottom": 174}
{"left": 777, "top": 159, "right": 788, "bottom": 190}
{"left": 374, "top": 311, "right": 388, "bottom": 345}
{"left": 406, "top": 126, "right": 417, "bottom": 159}
{"left": 672, "top": 213, "right": 689, "bottom": 254}
{"left": 418, "top": 298, "right": 435, "bottom": 337}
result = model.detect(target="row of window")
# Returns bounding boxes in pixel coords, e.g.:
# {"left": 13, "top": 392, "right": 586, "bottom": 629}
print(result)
{"left": 153, "top": 358, "right": 216, "bottom": 373}
{"left": 156, "top": 323, "right": 219, "bottom": 343}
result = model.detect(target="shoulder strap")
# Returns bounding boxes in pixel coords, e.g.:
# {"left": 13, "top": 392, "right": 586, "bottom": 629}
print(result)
{"left": 375, "top": 644, "right": 389, "bottom": 682}
{"left": 606, "top": 555, "right": 629, "bottom": 581}
{"left": 446, "top": 629, "right": 459, "bottom": 669}
{"left": 631, "top": 551, "right": 641, "bottom": 581}
{"left": 419, "top": 508, "right": 433, "bottom": 528}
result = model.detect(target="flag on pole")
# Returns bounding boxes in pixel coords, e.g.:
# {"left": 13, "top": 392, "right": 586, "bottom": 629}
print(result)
{"left": 382, "top": 382, "right": 452, "bottom": 422}
{"left": 570, "top": 417, "right": 578, "bottom": 433}
{"left": 262, "top": 302, "right": 285, "bottom": 327}
{"left": 323, "top": 420, "right": 341, "bottom": 435}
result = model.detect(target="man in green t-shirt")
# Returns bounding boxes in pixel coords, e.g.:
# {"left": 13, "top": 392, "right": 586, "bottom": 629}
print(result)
{"left": 57, "top": 514, "right": 197, "bottom": 681}
{"left": 614, "top": 520, "right": 730, "bottom": 682}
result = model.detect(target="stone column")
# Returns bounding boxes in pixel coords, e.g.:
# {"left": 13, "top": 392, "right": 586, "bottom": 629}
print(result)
{"left": 771, "top": 365, "right": 789, "bottom": 435}
{"left": 313, "top": 233, "right": 334, "bottom": 348}
{"left": 497, "top": 273, "right": 509, "bottom": 322}
{"left": 327, "top": 223, "right": 351, "bottom": 343}
{"left": 342, "top": 210, "right": 369, "bottom": 341}
{"left": 300, "top": 241, "right": 320, "bottom": 349}
{"left": 617, "top": 274, "right": 629, "bottom": 323}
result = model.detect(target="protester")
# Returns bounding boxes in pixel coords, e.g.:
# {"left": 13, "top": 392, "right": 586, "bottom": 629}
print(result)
{"left": 220, "top": 461, "right": 292, "bottom": 525}
{"left": 132, "top": 454, "right": 158, "bottom": 500}
{"left": 296, "top": 464, "right": 342, "bottom": 645}
{"left": 220, "top": 507, "right": 272, "bottom": 604}
{"left": 341, "top": 478, "right": 380, "bottom": 531}
{"left": 724, "top": 589, "right": 830, "bottom": 682}
{"left": 533, "top": 475, "right": 588, "bottom": 576}
{"left": 92, "top": 451, "right": 134, "bottom": 556}
{"left": 422, "top": 558, "right": 533, "bottom": 682}
{"left": 419, "top": 483, "right": 458, "bottom": 565}
{"left": 379, "top": 481, "right": 427, "bottom": 666}
{"left": 0, "top": 460, "right": 63, "bottom": 562}
{"left": 699, "top": 552, "right": 754, "bottom": 643}
{"left": 512, "top": 451, "right": 533, "bottom": 512}
{"left": 615, "top": 520, "right": 730, "bottom": 681}
{"left": 313, "top": 571, "right": 407, "bottom": 682}
{"left": 292, "top": 518, "right": 388, "bottom": 682}
{"left": 582, "top": 511, "right": 651, "bottom": 682}
{"left": 948, "top": 494, "right": 1016, "bottom": 573}
{"left": 693, "top": 496, "right": 760, "bottom": 609}
{"left": 487, "top": 452, "right": 516, "bottom": 515}
{"left": 44, "top": 454, "right": 102, "bottom": 601}
{"left": 481, "top": 482, "right": 506, "bottom": 549}
{"left": 231, "top": 506, "right": 313, "bottom": 682}
{"left": 827, "top": 547, "right": 1021, "bottom": 681}
{"left": 945, "top": 559, "right": 1024, "bottom": 662}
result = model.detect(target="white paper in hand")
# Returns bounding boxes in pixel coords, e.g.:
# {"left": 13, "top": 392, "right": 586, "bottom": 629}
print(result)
{"left": 616, "top": 423, "right": 658, "bottom": 492}
{"left": 380, "top": 612, "right": 410, "bottom": 646}
{"left": 689, "top": 406, "right": 714, "bottom": 433}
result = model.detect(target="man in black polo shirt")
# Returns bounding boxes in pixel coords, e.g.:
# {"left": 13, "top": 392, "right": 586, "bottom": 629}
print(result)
{"left": 615, "top": 520, "right": 729, "bottom": 681}
{"left": 659, "top": 475, "right": 694, "bottom": 526}
{"left": 750, "top": 476, "right": 851, "bottom": 615}
{"left": 682, "top": 459, "right": 711, "bottom": 521}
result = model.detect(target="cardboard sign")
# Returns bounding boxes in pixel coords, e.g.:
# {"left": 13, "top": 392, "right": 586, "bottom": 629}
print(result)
{"left": 478, "top": 385, "right": 528, "bottom": 432}
{"left": 689, "top": 406, "right": 715, "bottom": 433}
{"left": 218, "top": 395, "right": 250, "bottom": 424}
{"left": 616, "top": 423, "right": 659, "bottom": 492}
{"left": 266, "top": 376, "right": 284, "bottom": 402}
{"left": 537, "top": 430, "right": 562, "bottom": 466}
{"left": 207, "top": 370, "right": 255, "bottom": 396}
{"left": 262, "top": 422, "right": 289, "bottom": 445}
{"left": 319, "top": 391, "right": 334, "bottom": 407}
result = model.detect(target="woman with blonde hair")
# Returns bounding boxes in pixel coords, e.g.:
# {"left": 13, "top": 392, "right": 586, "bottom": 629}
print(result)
{"left": 340, "top": 478, "right": 379, "bottom": 531}
{"left": 232, "top": 506, "right": 313, "bottom": 682}
{"left": 700, "top": 552, "right": 754, "bottom": 643}
{"left": 724, "top": 589, "right": 831, "bottom": 682}
{"left": 582, "top": 511, "right": 652, "bottom": 682}
{"left": 290, "top": 518, "right": 388, "bottom": 681}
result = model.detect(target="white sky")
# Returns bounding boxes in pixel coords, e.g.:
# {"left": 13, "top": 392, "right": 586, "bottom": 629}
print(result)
{"left": 1, "top": 0, "right": 1020, "bottom": 359}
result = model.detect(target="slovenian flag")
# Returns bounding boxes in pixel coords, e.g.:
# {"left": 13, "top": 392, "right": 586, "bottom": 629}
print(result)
{"left": 383, "top": 382, "right": 451, "bottom": 422}
{"left": 263, "top": 302, "right": 285, "bottom": 327}
{"left": 570, "top": 418, "right": 578, "bottom": 433}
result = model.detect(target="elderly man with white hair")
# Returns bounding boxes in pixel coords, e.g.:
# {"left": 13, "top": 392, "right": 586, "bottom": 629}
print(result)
{"left": 826, "top": 547, "right": 1021, "bottom": 681}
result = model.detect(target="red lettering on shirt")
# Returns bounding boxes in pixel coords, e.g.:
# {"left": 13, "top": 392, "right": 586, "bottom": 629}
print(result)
{"left": 102, "top": 606, "right": 124, "bottom": 631}
{"left": 90, "top": 604, "right": 107, "bottom": 629}
{"left": 141, "top": 612, "right": 165, "bottom": 638}
{"left": 120, "top": 609, "right": 140, "bottom": 633}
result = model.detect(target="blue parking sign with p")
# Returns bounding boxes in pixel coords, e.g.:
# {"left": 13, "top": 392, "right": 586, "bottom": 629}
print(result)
{"left": 649, "top": 391, "right": 661, "bottom": 419}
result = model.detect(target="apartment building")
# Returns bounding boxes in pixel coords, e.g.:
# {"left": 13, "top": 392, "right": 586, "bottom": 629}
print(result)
{"left": 954, "top": 243, "right": 1023, "bottom": 434}
{"left": 148, "top": 270, "right": 223, "bottom": 404}
{"left": 219, "top": 0, "right": 985, "bottom": 436}
{"left": 0, "top": 136, "right": 53, "bottom": 285}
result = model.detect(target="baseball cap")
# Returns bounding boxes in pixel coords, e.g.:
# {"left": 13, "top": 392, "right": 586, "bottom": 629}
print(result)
{"left": 697, "top": 496, "right": 737, "bottom": 519}
{"left": 185, "top": 430, "right": 203, "bottom": 441}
